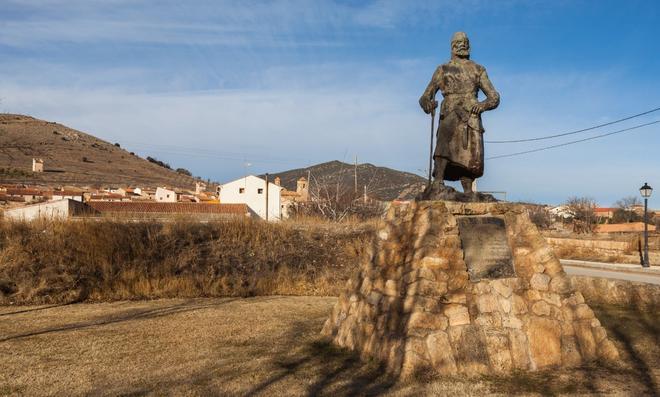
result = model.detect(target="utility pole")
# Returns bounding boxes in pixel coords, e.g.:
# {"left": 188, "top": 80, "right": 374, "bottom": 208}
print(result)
{"left": 354, "top": 155, "right": 358, "bottom": 196}
{"left": 265, "top": 173, "right": 269, "bottom": 222}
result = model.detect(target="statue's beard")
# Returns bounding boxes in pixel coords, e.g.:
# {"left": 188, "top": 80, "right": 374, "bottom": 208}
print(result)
{"left": 452, "top": 48, "right": 470, "bottom": 58}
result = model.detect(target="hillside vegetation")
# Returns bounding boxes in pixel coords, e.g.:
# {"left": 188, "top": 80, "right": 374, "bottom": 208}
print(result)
{"left": 0, "top": 114, "right": 202, "bottom": 188}
{"left": 0, "top": 218, "right": 373, "bottom": 304}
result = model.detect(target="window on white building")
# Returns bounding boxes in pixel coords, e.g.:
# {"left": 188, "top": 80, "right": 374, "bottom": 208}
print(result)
{"left": 257, "top": 188, "right": 263, "bottom": 194}
{"left": 239, "top": 188, "right": 245, "bottom": 194}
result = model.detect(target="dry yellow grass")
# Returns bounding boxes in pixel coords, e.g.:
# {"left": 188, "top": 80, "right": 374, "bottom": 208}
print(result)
{"left": 0, "top": 218, "right": 372, "bottom": 304}
{"left": 0, "top": 297, "right": 657, "bottom": 396}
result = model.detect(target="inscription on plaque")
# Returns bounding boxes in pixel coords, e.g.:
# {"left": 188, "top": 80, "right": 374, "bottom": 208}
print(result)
{"left": 457, "top": 216, "right": 515, "bottom": 281}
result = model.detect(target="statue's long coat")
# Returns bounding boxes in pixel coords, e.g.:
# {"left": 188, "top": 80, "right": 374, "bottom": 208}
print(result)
{"left": 420, "top": 58, "right": 500, "bottom": 181}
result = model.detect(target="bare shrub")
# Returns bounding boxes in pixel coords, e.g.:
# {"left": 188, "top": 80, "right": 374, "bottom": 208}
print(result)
{"left": 613, "top": 196, "right": 643, "bottom": 223}
{"left": 295, "top": 165, "right": 387, "bottom": 222}
{"left": 528, "top": 205, "right": 552, "bottom": 230}
{"left": 565, "top": 196, "right": 597, "bottom": 234}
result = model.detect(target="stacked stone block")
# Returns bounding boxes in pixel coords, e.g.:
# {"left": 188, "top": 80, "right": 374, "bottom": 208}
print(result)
{"left": 321, "top": 201, "right": 618, "bottom": 377}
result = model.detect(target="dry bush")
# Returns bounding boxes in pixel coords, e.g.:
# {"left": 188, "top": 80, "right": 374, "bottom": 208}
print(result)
{"left": 0, "top": 218, "right": 374, "bottom": 305}
{"left": 527, "top": 205, "right": 553, "bottom": 230}
{"left": 565, "top": 196, "right": 597, "bottom": 233}
{"left": 551, "top": 245, "right": 626, "bottom": 263}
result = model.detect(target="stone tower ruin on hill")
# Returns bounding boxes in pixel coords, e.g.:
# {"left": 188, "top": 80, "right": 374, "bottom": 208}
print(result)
{"left": 322, "top": 201, "right": 618, "bottom": 377}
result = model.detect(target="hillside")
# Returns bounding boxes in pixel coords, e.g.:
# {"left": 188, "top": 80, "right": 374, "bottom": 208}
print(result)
{"left": 270, "top": 160, "right": 426, "bottom": 201}
{"left": 0, "top": 114, "right": 202, "bottom": 189}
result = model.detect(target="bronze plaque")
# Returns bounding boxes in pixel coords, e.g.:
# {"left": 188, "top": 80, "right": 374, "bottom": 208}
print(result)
{"left": 457, "top": 216, "right": 515, "bottom": 281}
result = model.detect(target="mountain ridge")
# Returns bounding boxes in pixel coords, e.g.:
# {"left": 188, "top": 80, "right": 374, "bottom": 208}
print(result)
{"left": 268, "top": 160, "right": 426, "bottom": 201}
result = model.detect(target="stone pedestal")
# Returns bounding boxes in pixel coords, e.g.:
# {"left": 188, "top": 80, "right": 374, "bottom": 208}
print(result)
{"left": 321, "top": 201, "right": 618, "bottom": 377}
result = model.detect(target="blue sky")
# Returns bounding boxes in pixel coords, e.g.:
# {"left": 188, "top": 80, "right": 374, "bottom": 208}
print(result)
{"left": 1, "top": 0, "right": 659, "bottom": 205}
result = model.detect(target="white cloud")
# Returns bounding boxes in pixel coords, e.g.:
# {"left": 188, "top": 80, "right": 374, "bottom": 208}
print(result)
{"left": 1, "top": 1, "right": 658, "bottom": 204}
{"left": 3, "top": 60, "right": 657, "bottom": 206}
{"left": 0, "top": 0, "right": 512, "bottom": 48}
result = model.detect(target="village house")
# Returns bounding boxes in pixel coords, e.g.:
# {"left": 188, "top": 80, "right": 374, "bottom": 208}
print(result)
{"left": 218, "top": 175, "right": 283, "bottom": 221}
{"left": 124, "top": 187, "right": 144, "bottom": 198}
{"left": 140, "top": 188, "right": 157, "bottom": 201}
{"left": 32, "top": 158, "right": 44, "bottom": 172}
{"left": 4, "top": 187, "right": 48, "bottom": 203}
{"left": 155, "top": 187, "right": 177, "bottom": 203}
{"left": 46, "top": 188, "right": 84, "bottom": 202}
{"left": 105, "top": 187, "right": 127, "bottom": 196}
{"left": 594, "top": 207, "right": 616, "bottom": 221}
{"left": 87, "top": 192, "right": 129, "bottom": 202}
{"left": 274, "top": 176, "right": 310, "bottom": 219}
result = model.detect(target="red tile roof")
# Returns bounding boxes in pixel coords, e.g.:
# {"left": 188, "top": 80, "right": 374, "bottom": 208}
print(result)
{"left": 89, "top": 193, "right": 125, "bottom": 200}
{"left": 6, "top": 188, "right": 44, "bottom": 196}
{"left": 43, "top": 190, "right": 84, "bottom": 197}
{"left": 594, "top": 207, "right": 616, "bottom": 213}
{"left": 87, "top": 201, "right": 249, "bottom": 215}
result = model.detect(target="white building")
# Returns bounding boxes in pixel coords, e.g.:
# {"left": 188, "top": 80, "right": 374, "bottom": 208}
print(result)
{"left": 3, "top": 199, "right": 91, "bottom": 221}
{"left": 106, "top": 187, "right": 127, "bottom": 196}
{"left": 50, "top": 190, "right": 83, "bottom": 202}
{"left": 219, "top": 175, "right": 283, "bottom": 221}
{"left": 155, "top": 187, "right": 177, "bottom": 203}
{"left": 32, "top": 158, "right": 44, "bottom": 172}
{"left": 549, "top": 205, "right": 574, "bottom": 219}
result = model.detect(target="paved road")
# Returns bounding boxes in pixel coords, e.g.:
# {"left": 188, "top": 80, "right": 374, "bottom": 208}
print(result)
{"left": 563, "top": 264, "right": 660, "bottom": 285}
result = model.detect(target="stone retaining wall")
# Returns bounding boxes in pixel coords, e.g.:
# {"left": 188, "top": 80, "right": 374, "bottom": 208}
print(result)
{"left": 571, "top": 276, "right": 660, "bottom": 310}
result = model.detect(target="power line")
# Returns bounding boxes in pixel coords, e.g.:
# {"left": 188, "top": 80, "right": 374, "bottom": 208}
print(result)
{"left": 485, "top": 106, "right": 660, "bottom": 143}
{"left": 119, "top": 140, "right": 311, "bottom": 166}
{"left": 486, "top": 120, "right": 659, "bottom": 160}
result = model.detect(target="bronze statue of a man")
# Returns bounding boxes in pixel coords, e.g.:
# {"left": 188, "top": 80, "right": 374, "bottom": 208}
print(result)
{"left": 419, "top": 32, "right": 500, "bottom": 194}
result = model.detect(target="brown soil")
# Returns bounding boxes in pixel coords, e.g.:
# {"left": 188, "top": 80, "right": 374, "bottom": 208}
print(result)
{"left": 0, "top": 297, "right": 657, "bottom": 396}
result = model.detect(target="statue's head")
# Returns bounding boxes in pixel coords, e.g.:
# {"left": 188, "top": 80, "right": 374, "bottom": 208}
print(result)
{"left": 451, "top": 31, "right": 470, "bottom": 59}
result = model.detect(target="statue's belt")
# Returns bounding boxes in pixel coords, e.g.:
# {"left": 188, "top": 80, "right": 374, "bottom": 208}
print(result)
{"left": 443, "top": 92, "right": 475, "bottom": 97}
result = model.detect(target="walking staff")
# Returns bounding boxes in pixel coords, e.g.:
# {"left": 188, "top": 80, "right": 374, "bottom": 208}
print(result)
{"left": 427, "top": 104, "right": 436, "bottom": 188}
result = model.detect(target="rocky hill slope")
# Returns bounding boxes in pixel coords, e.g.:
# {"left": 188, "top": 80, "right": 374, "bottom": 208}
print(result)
{"left": 270, "top": 160, "right": 426, "bottom": 201}
{"left": 0, "top": 114, "right": 202, "bottom": 188}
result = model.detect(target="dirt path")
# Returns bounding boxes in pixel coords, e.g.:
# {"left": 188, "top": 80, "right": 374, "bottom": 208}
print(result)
{"left": 0, "top": 297, "right": 657, "bottom": 396}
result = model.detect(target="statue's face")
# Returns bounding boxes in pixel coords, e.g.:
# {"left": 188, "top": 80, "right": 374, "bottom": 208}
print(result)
{"left": 451, "top": 37, "right": 470, "bottom": 58}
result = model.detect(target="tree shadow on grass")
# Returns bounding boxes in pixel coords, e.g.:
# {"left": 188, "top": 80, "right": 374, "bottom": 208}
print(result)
{"left": 243, "top": 338, "right": 395, "bottom": 397}
{"left": 239, "top": 304, "right": 660, "bottom": 397}
{"left": 0, "top": 298, "right": 241, "bottom": 343}
{"left": 592, "top": 304, "right": 659, "bottom": 396}
{"left": 233, "top": 317, "right": 396, "bottom": 397}
{"left": 0, "top": 302, "right": 73, "bottom": 317}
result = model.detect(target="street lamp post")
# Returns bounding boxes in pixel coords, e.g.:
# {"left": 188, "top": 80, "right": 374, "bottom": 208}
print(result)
{"left": 639, "top": 182, "right": 653, "bottom": 268}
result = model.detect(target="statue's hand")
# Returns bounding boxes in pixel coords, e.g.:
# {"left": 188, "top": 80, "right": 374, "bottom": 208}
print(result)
{"left": 470, "top": 103, "right": 487, "bottom": 115}
{"left": 420, "top": 99, "right": 438, "bottom": 114}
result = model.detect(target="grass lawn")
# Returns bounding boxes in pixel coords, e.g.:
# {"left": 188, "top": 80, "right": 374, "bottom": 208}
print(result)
{"left": 0, "top": 297, "right": 657, "bottom": 396}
